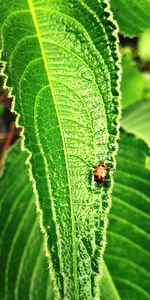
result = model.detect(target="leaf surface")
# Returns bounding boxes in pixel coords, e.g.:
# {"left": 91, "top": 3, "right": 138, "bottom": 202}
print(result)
{"left": 103, "top": 130, "right": 150, "bottom": 299}
{"left": 121, "top": 51, "right": 145, "bottom": 109}
{"left": 122, "top": 100, "right": 150, "bottom": 146}
{"left": 0, "top": 142, "right": 52, "bottom": 300}
{"left": 138, "top": 30, "right": 150, "bottom": 63}
{"left": 100, "top": 261, "right": 121, "bottom": 300}
{"left": 0, "top": 1, "right": 121, "bottom": 298}
{"left": 110, "top": 0, "right": 150, "bottom": 37}
{"left": 1, "top": 131, "right": 150, "bottom": 299}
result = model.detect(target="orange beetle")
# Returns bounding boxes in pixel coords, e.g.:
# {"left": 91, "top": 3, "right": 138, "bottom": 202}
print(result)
{"left": 93, "top": 161, "right": 111, "bottom": 184}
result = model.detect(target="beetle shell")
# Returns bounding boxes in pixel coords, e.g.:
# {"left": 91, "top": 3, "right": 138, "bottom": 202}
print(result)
{"left": 93, "top": 161, "right": 110, "bottom": 184}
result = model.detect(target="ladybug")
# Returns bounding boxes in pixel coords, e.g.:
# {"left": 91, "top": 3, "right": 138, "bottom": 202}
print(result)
{"left": 93, "top": 161, "right": 111, "bottom": 184}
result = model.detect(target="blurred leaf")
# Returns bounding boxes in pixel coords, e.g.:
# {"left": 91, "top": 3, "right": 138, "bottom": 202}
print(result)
{"left": 103, "top": 130, "right": 150, "bottom": 299}
{"left": 0, "top": 142, "right": 53, "bottom": 300}
{"left": 110, "top": 0, "right": 150, "bottom": 37}
{"left": 142, "top": 73, "right": 150, "bottom": 99}
{"left": 145, "top": 156, "right": 150, "bottom": 170}
{"left": 121, "top": 51, "right": 145, "bottom": 109}
{"left": 122, "top": 100, "right": 150, "bottom": 146}
{"left": 0, "top": 0, "right": 121, "bottom": 298}
{"left": 138, "top": 30, "right": 150, "bottom": 63}
{"left": 0, "top": 102, "right": 4, "bottom": 115}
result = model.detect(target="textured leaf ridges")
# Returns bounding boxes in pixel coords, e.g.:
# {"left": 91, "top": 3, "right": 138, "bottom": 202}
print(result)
{"left": 1, "top": 132, "right": 149, "bottom": 299}
{"left": 0, "top": 0, "right": 121, "bottom": 299}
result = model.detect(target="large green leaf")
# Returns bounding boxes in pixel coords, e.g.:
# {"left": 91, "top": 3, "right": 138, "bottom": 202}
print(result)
{"left": 138, "top": 30, "right": 150, "bottom": 63}
{"left": 0, "top": 141, "right": 120, "bottom": 300}
{"left": 121, "top": 50, "right": 145, "bottom": 109}
{"left": 103, "top": 130, "right": 150, "bottom": 299}
{"left": 1, "top": 131, "right": 150, "bottom": 299}
{"left": 0, "top": 142, "right": 52, "bottom": 300}
{"left": 142, "top": 73, "right": 150, "bottom": 100}
{"left": 122, "top": 100, "right": 150, "bottom": 146}
{"left": 110, "top": 0, "right": 150, "bottom": 37}
{"left": 0, "top": 1, "right": 121, "bottom": 299}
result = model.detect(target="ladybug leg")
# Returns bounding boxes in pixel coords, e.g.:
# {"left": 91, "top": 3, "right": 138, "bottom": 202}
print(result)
{"left": 94, "top": 175, "right": 99, "bottom": 182}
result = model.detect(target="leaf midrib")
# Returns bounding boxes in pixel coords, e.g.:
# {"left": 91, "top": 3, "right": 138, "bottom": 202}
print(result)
{"left": 27, "top": 0, "right": 79, "bottom": 298}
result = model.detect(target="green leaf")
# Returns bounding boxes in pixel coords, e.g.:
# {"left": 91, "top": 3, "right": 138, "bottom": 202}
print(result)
{"left": 142, "top": 73, "right": 150, "bottom": 99}
{"left": 103, "top": 130, "right": 150, "bottom": 299}
{"left": 1, "top": 131, "right": 150, "bottom": 299}
{"left": 138, "top": 30, "right": 150, "bottom": 63}
{"left": 122, "top": 100, "right": 150, "bottom": 146}
{"left": 0, "top": 1, "right": 121, "bottom": 298}
{"left": 100, "top": 261, "right": 121, "bottom": 300}
{"left": 110, "top": 0, "right": 150, "bottom": 37}
{"left": 0, "top": 142, "right": 53, "bottom": 300}
{"left": 0, "top": 59, "right": 10, "bottom": 97}
{"left": 121, "top": 50, "right": 145, "bottom": 109}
